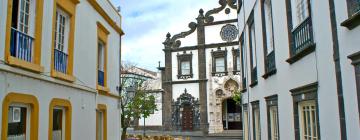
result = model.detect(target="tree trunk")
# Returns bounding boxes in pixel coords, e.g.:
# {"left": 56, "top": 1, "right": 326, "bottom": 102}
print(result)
{"left": 121, "top": 127, "right": 127, "bottom": 140}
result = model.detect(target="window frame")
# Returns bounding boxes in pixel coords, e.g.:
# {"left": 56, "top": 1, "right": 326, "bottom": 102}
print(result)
{"left": 239, "top": 34, "right": 247, "bottom": 93}
{"left": 247, "top": 12, "right": 258, "bottom": 87}
{"left": 348, "top": 51, "right": 360, "bottom": 123}
{"left": 1, "top": 93, "right": 39, "bottom": 140}
{"left": 265, "top": 95, "right": 279, "bottom": 140}
{"left": 5, "top": 0, "right": 45, "bottom": 72}
{"left": 285, "top": 0, "right": 316, "bottom": 64}
{"left": 96, "top": 22, "right": 110, "bottom": 93}
{"left": 50, "top": 0, "right": 79, "bottom": 82}
{"left": 96, "top": 104, "right": 107, "bottom": 140}
{"left": 232, "top": 48, "right": 241, "bottom": 75}
{"left": 251, "top": 101, "right": 261, "bottom": 140}
{"left": 177, "top": 51, "right": 193, "bottom": 79}
{"left": 290, "top": 82, "right": 320, "bottom": 140}
{"left": 211, "top": 47, "right": 228, "bottom": 77}
{"left": 260, "top": 0, "right": 277, "bottom": 79}
{"left": 243, "top": 104, "right": 249, "bottom": 140}
{"left": 48, "top": 98, "right": 72, "bottom": 140}
{"left": 341, "top": 0, "right": 360, "bottom": 29}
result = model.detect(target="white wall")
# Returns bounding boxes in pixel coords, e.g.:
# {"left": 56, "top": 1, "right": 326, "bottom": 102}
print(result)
{"left": 172, "top": 83, "right": 199, "bottom": 100}
{"left": 0, "top": 0, "right": 122, "bottom": 139}
{"left": 238, "top": 0, "right": 350, "bottom": 139}
{"left": 333, "top": 0, "right": 360, "bottom": 139}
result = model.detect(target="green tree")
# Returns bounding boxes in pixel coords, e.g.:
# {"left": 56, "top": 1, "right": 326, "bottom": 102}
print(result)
{"left": 232, "top": 89, "right": 242, "bottom": 105}
{"left": 120, "top": 63, "right": 158, "bottom": 140}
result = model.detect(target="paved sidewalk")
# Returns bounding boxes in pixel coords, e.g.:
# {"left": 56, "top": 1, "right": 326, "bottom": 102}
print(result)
{"left": 127, "top": 129, "right": 242, "bottom": 140}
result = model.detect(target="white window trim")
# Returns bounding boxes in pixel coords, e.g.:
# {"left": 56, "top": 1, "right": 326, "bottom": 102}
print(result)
{"left": 8, "top": 104, "right": 31, "bottom": 140}
{"left": 55, "top": 8, "right": 70, "bottom": 53}
{"left": 98, "top": 41, "right": 105, "bottom": 71}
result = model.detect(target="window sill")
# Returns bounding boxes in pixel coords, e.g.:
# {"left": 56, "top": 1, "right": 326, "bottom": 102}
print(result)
{"left": 341, "top": 11, "right": 360, "bottom": 30}
{"left": 249, "top": 81, "right": 258, "bottom": 88}
{"left": 51, "top": 70, "right": 75, "bottom": 82}
{"left": 212, "top": 72, "right": 228, "bottom": 77}
{"left": 97, "top": 85, "right": 110, "bottom": 93}
{"left": 286, "top": 43, "right": 316, "bottom": 64}
{"left": 98, "top": 92, "right": 121, "bottom": 99}
{"left": 177, "top": 74, "right": 193, "bottom": 79}
{"left": 262, "top": 69, "right": 277, "bottom": 79}
{"left": 232, "top": 71, "right": 241, "bottom": 75}
{"left": 7, "top": 56, "right": 44, "bottom": 73}
{"left": 240, "top": 88, "right": 247, "bottom": 93}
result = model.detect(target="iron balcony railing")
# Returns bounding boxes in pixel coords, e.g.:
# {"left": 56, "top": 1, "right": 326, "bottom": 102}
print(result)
{"left": 291, "top": 17, "right": 314, "bottom": 56}
{"left": 265, "top": 51, "right": 276, "bottom": 73}
{"left": 98, "top": 70, "right": 105, "bottom": 86}
{"left": 54, "top": 49, "right": 68, "bottom": 74}
{"left": 10, "top": 28, "right": 34, "bottom": 62}
{"left": 251, "top": 67, "right": 257, "bottom": 84}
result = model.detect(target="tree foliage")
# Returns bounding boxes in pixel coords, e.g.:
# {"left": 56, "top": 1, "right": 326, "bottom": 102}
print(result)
{"left": 232, "top": 89, "right": 242, "bottom": 105}
{"left": 120, "top": 62, "right": 158, "bottom": 139}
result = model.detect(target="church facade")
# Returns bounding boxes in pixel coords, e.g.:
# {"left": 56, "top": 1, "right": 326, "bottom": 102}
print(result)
{"left": 160, "top": 0, "right": 242, "bottom": 134}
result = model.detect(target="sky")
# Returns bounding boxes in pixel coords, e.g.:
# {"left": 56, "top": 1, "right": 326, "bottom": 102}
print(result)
{"left": 110, "top": 0, "right": 219, "bottom": 71}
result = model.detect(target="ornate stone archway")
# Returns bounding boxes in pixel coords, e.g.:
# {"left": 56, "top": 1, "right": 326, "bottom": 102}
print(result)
{"left": 209, "top": 78, "right": 241, "bottom": 133}
{"left": 171, "top": 89, "right": 200, "bottom": 131}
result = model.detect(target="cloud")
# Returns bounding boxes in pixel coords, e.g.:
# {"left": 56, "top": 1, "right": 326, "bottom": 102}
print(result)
{"left": 111, "top": 0, "right": 219, "bottom": 70}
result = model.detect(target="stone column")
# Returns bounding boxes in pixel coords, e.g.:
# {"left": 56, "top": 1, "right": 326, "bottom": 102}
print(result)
{"left": 162, "top": 33, "right": 173, "bottom": 131}
{"left": 196, "top": 9, "right": 209, "bottom": 134}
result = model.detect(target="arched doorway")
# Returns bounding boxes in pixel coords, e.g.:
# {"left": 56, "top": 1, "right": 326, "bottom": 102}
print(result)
{"left": 222, "top": 98, "right": 242, "bottom": 130}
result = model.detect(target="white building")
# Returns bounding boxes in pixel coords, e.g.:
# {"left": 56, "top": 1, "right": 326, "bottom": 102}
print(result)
{"left": 238, "top": 0, "right": 360, "bottom": 140}
{"left": 120, "top": 66, "right": 163, "bottom": 129}
{"left": 160, "top": 0, "right": 242, "bottom": 134}
{"left": 0, "top": 0, "right": 124, "bottom": 140}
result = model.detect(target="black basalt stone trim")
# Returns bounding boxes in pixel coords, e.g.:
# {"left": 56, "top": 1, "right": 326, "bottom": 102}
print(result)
{"left": 348, "top": 51, "right": 360, "bottom": 127}
{"left": 249, "top": 81, "right": 258, "bottom": 88}
{"left": 165, "top": 79, "right": 208, "bottom": 85}
{"left": 262, "top": 68, "right": 277, "bottom": 79}
{"left": 171, "top": 41, "right": 239, "bottom": 52}
{"left": 204, "top": 19, "right": 238, "bottom": 26}
{"left": 251, "top": 100, "right": 260, "bottom": 140}
{"left": 177, "top": 51, "right": 193, "bottom": 79}
{"left": 341, "top": 10, "right": 360, "bottom": 30}
{"left": 290, "top": 82, "right": 318, "bottom": 97}
{"left": 290, "top": 82, "right": 320, "bottom": 140}
{"left": 286, "top": 43, "right": 316, "bottom": 64}
{"left": 329, "top": 0, "right": 348, "bottom": 139}
{"left": 348, "top": 51, "right": 360, "bottom": 65}
{"left": 265, "top": 94, "right": 279, "bottom": 140}
{"left": 240, "top": 88, "right": 247, "bottom": 93}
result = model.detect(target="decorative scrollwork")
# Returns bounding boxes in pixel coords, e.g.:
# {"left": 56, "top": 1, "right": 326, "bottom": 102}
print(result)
{"left": 204, "top": 0, "right": 237, "bottom": 23}
{"left": 205, "top": 0, "right": 227, "bottom": 23}
{"left": 165, "top": 22, "right": 197, "bottom": 48}
{"left": 227, "top": 0, "right": 237, "bottom": 9}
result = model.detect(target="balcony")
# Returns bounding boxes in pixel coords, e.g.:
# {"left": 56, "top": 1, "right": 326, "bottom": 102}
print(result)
{"left": 54, "top": 49, "right": 68, "bottom": 74}
{"left": 263, "top": 51, "right": 277, "bottom": 79}
{"left": 287, "top": 17, "right": 316, "bottom": 64}
{"left": 98, "top": 70, "right": 105, "bottom": 86}
{"left": 10, "top": 28, "right": 34, "bottom": 62}
{"left": 341, "top": 1, "right": 360, "bottom": 29}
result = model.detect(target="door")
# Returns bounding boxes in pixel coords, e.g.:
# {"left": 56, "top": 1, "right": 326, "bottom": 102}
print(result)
{"left": 182, "top": 105, "right": 193, "bottom": 131}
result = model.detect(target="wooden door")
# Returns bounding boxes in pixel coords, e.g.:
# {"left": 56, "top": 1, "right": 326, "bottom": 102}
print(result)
{"left": 182, "top": 105, "right": 193, "bottom": 131}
